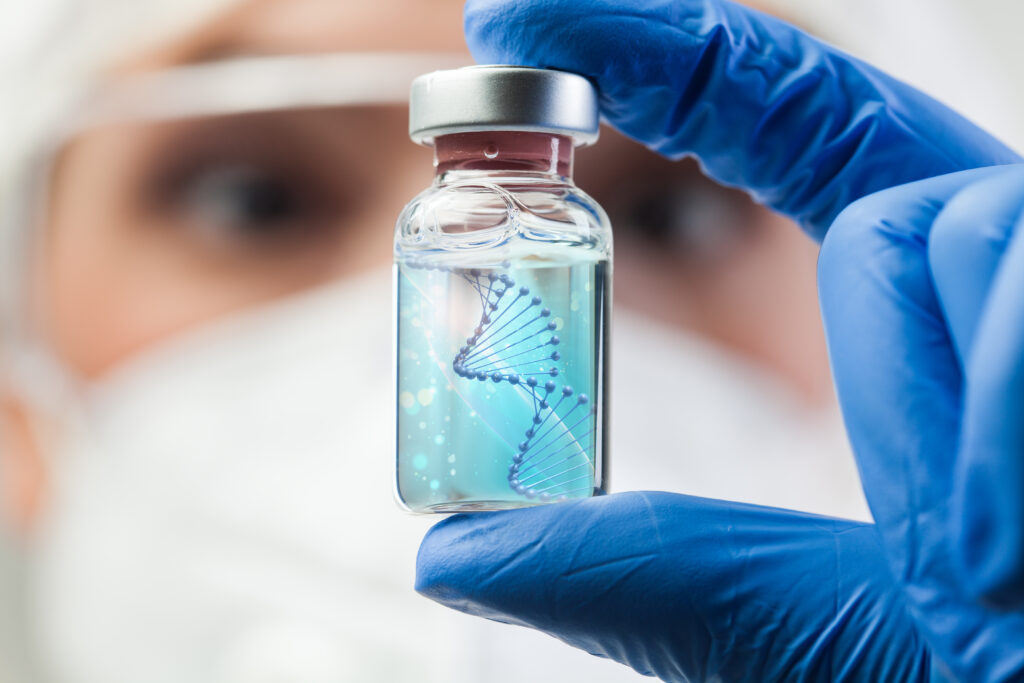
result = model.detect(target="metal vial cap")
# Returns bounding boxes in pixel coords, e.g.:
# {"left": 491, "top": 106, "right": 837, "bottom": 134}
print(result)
{"left": 409, "top": 65, "right": 599, "bottom": 146}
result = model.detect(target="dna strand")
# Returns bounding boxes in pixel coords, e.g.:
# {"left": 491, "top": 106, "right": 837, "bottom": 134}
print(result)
{"left": 451, "top": 268, "right": 597, "bottom": 501}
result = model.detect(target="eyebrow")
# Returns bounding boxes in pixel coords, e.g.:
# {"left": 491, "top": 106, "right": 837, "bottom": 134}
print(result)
{"left": 138, "top": 3, "right": 284, "bottom": 71}
{"left": 172, "top": 38, "right": 278, "bottom": 67}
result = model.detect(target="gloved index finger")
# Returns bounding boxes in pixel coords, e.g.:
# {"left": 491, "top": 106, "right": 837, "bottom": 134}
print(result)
{"left": 464, "top": 0, "right": 1020, "bottom": 238}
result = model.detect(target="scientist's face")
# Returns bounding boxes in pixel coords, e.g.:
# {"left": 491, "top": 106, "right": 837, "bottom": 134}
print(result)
{"left": 43, "top": 106, "right": 424, "bottom": 377}
{"left": 1, "top": 0, "right": 827, "bottom": 530}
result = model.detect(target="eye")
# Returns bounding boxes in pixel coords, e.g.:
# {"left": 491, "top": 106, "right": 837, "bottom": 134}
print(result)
{"left": 138, "top": 117, "right": 351, "bottom": 254}
{"left": 616, "top": 184, "right": 683, "bottom": 243}
{"left": 173, "top": 163, "right": 312, "bottom": 240}
{"left": 601, "top": 168, "right": 754, "bottom": 257}
{"left": 577, "top": 136, "right": 757, "bottom": 260}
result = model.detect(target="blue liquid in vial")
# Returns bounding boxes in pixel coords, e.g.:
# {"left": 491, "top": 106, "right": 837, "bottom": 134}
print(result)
{"left": 395, "top": 256, "right": 608, "bottom": 512}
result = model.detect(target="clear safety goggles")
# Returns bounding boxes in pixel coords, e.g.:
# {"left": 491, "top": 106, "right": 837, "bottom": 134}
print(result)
{"left": 3, "top": 52, "right": 468, "bottom": 327}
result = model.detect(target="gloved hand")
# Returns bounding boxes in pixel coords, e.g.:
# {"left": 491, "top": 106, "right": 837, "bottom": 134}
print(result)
{"left": 416, "top": 1, "right": 1024, "bottom": 681}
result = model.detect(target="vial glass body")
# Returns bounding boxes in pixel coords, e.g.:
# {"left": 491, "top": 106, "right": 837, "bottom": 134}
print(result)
{"left": 394, "top": 132, "right": 611, "bottom": 513}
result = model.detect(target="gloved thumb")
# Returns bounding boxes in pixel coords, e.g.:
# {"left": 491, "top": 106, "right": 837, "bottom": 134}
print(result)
{"left": 417, "top": 491, "right": 929, "bottom": 682}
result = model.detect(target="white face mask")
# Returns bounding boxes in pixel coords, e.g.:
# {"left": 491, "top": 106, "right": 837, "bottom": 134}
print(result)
{"left": 24, "top": 268, "right": 476, "bottom": 683}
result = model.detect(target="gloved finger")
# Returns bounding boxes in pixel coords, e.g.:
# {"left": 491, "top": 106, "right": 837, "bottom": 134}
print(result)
{"left": 928, "top": 167, "right": 1024, "bottom": 362}
{"left": 417, "top": 491, "right": 930, "bottom": 682}
{"left": 933, "top": 169, "right": 1024, "bottom": 607}
{"left": 818, "top": 166, "right": 1024, "bottom": 681}
{"left": 463, "top": 0, "right": 1019, "bottom": 239}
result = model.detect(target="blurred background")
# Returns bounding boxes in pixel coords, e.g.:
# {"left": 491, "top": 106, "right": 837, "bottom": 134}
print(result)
{"left": 0, "top": 0, "right": 1021, "bottom": 681}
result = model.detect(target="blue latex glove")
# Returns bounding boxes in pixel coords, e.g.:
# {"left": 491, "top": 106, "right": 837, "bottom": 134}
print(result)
{"left": 817, "top": 164, "right": 1024, "bottom": 679}
{"left": 417, "top": 1, "right": 1024, "bottom": 681}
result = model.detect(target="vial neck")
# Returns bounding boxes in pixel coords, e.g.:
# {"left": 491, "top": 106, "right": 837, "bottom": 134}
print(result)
{"left": 434, "top": 131, "right": 574, "bottom": 181}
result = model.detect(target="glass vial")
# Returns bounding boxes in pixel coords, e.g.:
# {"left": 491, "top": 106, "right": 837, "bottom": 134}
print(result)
{"left": 394, "top": 66, "right": 611, "bottom": 513}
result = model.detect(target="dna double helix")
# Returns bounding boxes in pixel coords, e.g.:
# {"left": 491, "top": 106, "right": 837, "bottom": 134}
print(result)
{"left": 452, "top": 268, "right": 597, "bottom": 501}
